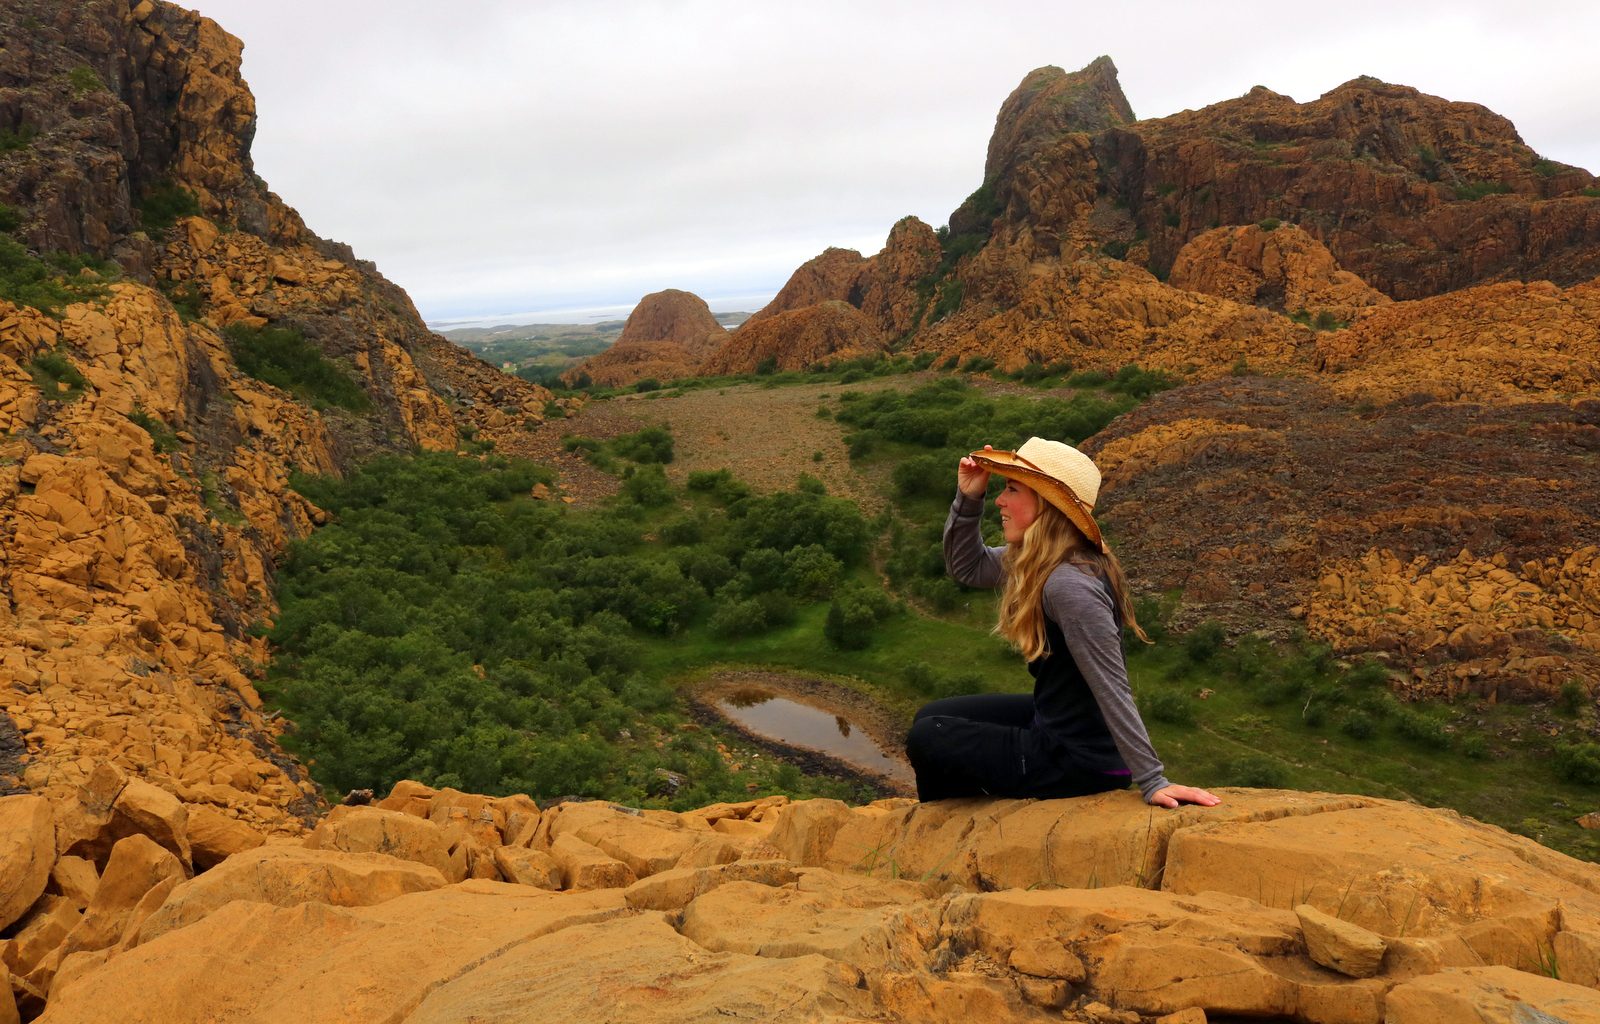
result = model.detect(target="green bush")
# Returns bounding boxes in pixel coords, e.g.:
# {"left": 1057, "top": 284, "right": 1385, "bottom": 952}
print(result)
{"left": 157, "top": 279, "right": 204, "bottom": 321}
{"left": 1453, "top": 181, "right": 1511, "bottom": 201}
{"left": 1218, "top": 754, "right": 1288, "bottom": 788}
{"left": 621, "top": 465, "right": 673, "bottom": 507}
{"left": 0, "top": 125, "right": 38, "bottom": 154}
{"left": 68, "top": 65, "right": 105, "bottom": 95}
{"left": 26, "top": 347, "right": 88, "bottom": 401}
{"left": 0, "top": 236, "right": 103, "bottom": 315}
{"left": 825, "top": 583, "right": 897, "bottom": 650}
{"left": 1182, "top": 621, "right": 1226, "bottom": 664}
{"left": 136, "top": 181, "right": 202, "bottom": 234}
{"left": 932, "top": 281, "right": 965, "bottom": 321}
{"left": 1554, "top": 743, "right": 1600, "bottom": 786}
{"left": 1338, "top": 709, "right": 1376, "bottom": 740}
{"left": 1140, "top": 688, "right": 1194, "bottom": 726}
{"left": 223, "top": 323, "right": 372, "bottom": 411}
{"left": 1394, "top": 707, "right": 1452, "bottom": 750}
{"left": 1257, "top": 217, "right": 1281, "bottom": 231}
{"left": 634, "top": 378, "right": 662, "bottom": 393}
{"left": 610, "top": 425, "right": 674, "bottom": 464}
{"left": 685, "top": 468, "right": 750, "bottom": 502}
{"left": 0, "top": 202, "right": 22, "bottom": 233}
{"left": 128, "top": 408, "right": 180, "bottom": 453}
{"left": 1558, "top": 680, "right": 1590, "bottom": 717}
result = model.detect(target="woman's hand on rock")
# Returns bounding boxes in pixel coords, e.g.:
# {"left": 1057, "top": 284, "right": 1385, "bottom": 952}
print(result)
{"left": 957, "top": 445, "right": 993, "bottom": 498}
{"left": 1147, "top": 784, "right": 1221, "bottom": 809}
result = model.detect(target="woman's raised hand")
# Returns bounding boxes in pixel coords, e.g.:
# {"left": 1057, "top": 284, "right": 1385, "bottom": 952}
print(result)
{"left": 957, "top": 445, "right": 993, "bottom": 498}
{"left": 1147, "top": 784, "right": 1222, "bottom": 809}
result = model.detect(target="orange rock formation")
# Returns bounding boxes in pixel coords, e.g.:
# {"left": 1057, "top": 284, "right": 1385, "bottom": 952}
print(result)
{"left": 566, "top": 289, "right": 728, "bottom": 387}
{"left": 7, "top": 781, "right": 1600, "bottom": 1022}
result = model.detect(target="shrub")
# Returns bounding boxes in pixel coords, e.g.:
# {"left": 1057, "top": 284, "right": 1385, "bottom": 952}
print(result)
{"left": 1394, "top": 707, "right": 1452, "bottom": 750}
{"left": 0, "top": 236, "right": 99, "bottom": 315}
{"left": 1453, "top": 181, "right": 1511, "bottom": 201}
{"left": 1164, "top": 211, "right": 1181, "bottom": 228}
{"left": 621, "top": 464, "right": 672, "bottom": 507}
{"left": 1100, "top": 239, "right": 1129, "bottom": 260}
{"left": 1461, "top": 734, "right": 1488, "bottom": 759}
{"left": 0, "top": 125, "right": 38, "bottom": 155}
{"left": 1218, "top": 754, "right": 1288, "bottom": 788}
{"left": 824, "top": 583, "right": 897, "bottom": 651}
{"left": 708, "top": 597, "right": 774, "bottom": 638}
{"left": 223, "top": 323, "right": 372, "bottom": 411}
{"left": 136, "top": 181, "right": 202, "bottom": 234}
{"left": 958, "top": 354, "right": 995, "bottom": 374}
{"left": 634, "top": 378, "right": 662, "bottom": 393}
{"left": 1584, "top": 188, "right": 1600, "bottom": 199}
{"left": 128, "top": 408, "right": 180, "bottom": 453}
{"left": 68, "top": 65, "right": 104, "bottom": 94}
{"left": 610, "top": 425, "right": 674, "bottom": 464}
{"left": 1257, "top": 217, "right": 1281, "bottom": 231}
{"left": 1140, "top": 689, "right": 1194, "bottom": 726}
{"left": 1558, "top": 680, "right": 1590, "bottom": 717}
{"left": 1338, "top": 709, "right": 1376, "bottom": 740}
{"left": 685, "top": 468, "right": 749, "bottom": 502}
{"left": 26, "top": 347, "right": 88, "bottom": 400}
{"left": 157, "top": 278, "right": 204, "bottom": 320}
{"left": 891, "top": 453, "right": 952, "bottom": 500}
{"left": 1554, "top": 743, "right": 1600, "bottom": 786}
{"left": 781, "top": 544, "right": 843, "bottom": 599}
{"left": 932, "top": 281, "right": 965, "bottom": 321}
{"left": 0, "top": 202, "right": 21, "bottom": 234}
{"left": 1182, "top": 621, "right": 1226, "bottom": 664}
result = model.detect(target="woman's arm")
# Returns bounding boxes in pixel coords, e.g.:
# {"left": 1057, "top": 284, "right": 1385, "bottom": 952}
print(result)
{"left": 943, "top": 493, "right": 1005, "bottom": 589}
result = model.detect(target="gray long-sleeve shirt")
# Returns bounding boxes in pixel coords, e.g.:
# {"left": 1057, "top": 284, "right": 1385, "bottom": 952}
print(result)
{"left": 944, "top": 491, "right": 1172, "bottom": 801}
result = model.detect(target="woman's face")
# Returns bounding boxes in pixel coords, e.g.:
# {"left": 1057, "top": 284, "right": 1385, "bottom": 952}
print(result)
{"left": 995, "top": 479, "right": 1040, "bottom": 545}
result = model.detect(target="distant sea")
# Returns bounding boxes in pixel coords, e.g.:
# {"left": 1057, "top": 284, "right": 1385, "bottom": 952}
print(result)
{"left": 425, "top": 292, "right": 775, "bottom": 332}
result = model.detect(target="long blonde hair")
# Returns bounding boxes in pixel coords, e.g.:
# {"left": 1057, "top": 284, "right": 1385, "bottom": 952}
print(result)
{"left": 996, "top": 497, "right": 1150, "bottom": 660}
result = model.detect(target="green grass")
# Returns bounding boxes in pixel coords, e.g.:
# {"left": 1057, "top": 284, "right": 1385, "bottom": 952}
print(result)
{"left": 0, "top": 235, "right": 109, "bottom": 316}
{"left": 222, "top": 323, "right": 372, "bottom": 412}
{"left": 0, "top": 125, "right": 37, "bottom": 154}
{"left": 26, "top": 347, "right": 88, "bottom": 401}
{"left": 128, "top": 408, "right": 180, "bottom": 453}
{"left": 67, "top": 65, "right": 104, "bottom": 95}
{"left": 1454, "top": 181, "right": 1511, "bottom": 201}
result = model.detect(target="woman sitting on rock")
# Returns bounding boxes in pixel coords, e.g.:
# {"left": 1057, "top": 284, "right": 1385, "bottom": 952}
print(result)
{"left": 905, "top": 437, "right": 1220, "bottom": 809}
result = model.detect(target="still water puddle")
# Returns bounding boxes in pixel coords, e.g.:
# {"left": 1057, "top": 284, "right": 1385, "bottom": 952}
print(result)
{"left": 714, "top": 687, "right": 912, "bottom": 787}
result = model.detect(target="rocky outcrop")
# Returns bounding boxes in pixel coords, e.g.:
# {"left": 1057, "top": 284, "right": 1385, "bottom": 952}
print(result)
{"left": 1169, "top": 222, "right": 1392, "bottom": 322}
{"left": 12, "top": 783, "right": 1600, "bottom": 1022}
{"left": 742, "top": 248, "right": 867, "bottom": 326}
{"left": 566, "top": 289, "right": 728, "bottom": 387}
{"left": 0, "top": 0, "right": 553, "bottom": 836}
{"left": 1085, "top": 373, "right": 1599, "bottom": 700}
{"left": 703, "top": 301, "right": 886, "bottom": 375}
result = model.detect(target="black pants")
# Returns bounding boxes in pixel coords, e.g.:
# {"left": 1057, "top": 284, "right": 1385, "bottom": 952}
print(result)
{"left": 904, "top": 694, "right": 1130, "bottom": 802}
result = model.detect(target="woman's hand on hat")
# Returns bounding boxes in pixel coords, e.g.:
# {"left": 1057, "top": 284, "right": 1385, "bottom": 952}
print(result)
{"left": 1147, "top": 784, "right": 1222, "bottom": 809}
{"left": 957, "top": 445, "right": 993, "bottom": 498}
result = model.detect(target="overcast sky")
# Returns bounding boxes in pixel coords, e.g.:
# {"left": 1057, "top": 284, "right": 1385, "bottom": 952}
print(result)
{"left": 183, "top": 1, "right": 1600, "bottom": 326}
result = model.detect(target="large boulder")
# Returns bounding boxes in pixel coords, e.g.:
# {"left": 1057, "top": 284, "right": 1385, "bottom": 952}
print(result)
{"left": 0, "top": 795, "right": 54, "bottom": 932}
{"left": 135, "top": 845, "right": 446, "bottom": 944}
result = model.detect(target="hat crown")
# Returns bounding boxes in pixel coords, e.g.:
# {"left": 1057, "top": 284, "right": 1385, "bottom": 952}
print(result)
{"left": 1016, "top": 436, "right": 1100, "bottom": 508}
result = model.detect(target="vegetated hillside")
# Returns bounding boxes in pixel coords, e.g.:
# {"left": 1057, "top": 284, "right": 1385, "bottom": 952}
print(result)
{"left": 0, "top": 0, "right": 555, "bottom": 833}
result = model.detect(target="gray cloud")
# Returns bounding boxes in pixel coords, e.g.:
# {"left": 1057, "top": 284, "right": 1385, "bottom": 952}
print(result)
{"left": 183, "top": 0, "right": 1600, "bottom": 322}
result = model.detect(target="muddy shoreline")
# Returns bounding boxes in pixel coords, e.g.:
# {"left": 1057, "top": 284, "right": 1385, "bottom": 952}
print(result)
{"left": 688, "top": 669, "right": 916, "bottom": 798}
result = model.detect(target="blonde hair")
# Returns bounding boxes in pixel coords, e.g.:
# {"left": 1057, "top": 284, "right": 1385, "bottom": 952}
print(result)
{"left": 996, "top": 496, "right": 1150, "bottom": 661}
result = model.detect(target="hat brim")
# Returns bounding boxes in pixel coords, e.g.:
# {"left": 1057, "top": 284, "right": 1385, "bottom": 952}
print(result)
{"left": 970, "top": 448, "right": 1107, "bottom": 552}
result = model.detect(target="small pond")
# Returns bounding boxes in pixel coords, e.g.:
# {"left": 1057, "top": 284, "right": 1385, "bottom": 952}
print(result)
{"left": 713, "top": 686, "right": 913, "bottom": 788}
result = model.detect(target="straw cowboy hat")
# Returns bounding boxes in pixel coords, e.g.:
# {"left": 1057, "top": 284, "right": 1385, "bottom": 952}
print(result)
{"left": 969, "top": 437, "right": 1108, "bottom": 552}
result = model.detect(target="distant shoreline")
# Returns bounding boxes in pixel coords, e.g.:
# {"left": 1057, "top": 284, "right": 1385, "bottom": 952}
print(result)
{"left": 427, "top": 294, "right": 774, "bottom": 332}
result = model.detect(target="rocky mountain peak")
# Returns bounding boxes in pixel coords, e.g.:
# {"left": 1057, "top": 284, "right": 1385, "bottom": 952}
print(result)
{"left": 614, "top": 288, "right": 724, "bottom": 352}
{"left": 981, "top": 57, "right": 1134, "bottom": 184}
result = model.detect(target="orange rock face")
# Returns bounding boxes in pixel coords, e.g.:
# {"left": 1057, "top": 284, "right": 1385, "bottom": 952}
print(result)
{"left": 568, "top": 289, "right": 728, "bottom": 387}
{"left": 0, "top": 0, "right": 552, "bottom": 847}
{"left": 22, "top": 783, "right": 1600, "bottom": 1024}
{"left": 703, "top": 302, "right": 886, "bottom": 375}
{"left": 1169, "top": 223, "right": 1392, "bottom": 321}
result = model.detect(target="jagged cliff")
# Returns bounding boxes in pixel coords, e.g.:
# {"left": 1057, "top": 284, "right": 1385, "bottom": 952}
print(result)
{"left": 0, "top": 0, "right": 553, "bottom": 840}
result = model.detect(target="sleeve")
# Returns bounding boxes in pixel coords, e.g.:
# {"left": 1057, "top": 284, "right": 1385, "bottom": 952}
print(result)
{"left": 1043, "top": 567, "right": 1172, "bottom": 802}
{"left": 943, "top": 490, "right": 1005, "bottom": 589}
